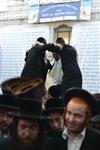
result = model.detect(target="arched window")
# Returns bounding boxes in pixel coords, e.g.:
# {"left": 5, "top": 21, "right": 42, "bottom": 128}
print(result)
{"left": 54, "top": 24, "right": 72, "bottom": 44}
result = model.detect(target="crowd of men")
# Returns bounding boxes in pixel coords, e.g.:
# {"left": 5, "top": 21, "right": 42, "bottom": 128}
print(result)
{"left": 0, "top": 37, "right": 100, "bottom": 150}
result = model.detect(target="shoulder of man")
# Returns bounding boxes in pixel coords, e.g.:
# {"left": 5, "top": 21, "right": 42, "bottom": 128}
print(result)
{"left": 85, "top": 128, "right": 100, "bottom": 143}
{"left": 0, "top": 137, "right": 10, "bottom": 150}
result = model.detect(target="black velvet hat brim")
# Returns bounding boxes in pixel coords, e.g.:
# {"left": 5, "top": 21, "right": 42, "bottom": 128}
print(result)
{"left": 64, "top": 87, "right": 98, "bottom": 116}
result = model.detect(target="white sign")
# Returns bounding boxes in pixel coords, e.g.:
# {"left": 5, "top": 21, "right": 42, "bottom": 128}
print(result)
{"left": 72, "top": 21, "right": 100, "bottom": 93}
{"left": 80, "top": 0, "right": 92, "bottom": 20}
{"left": 0, "top": 25, "right": 49, "bottom": 84}
{"left": 29, "top": 0, "right": 78, "bottom": 5}
{"left": 0, "top": 0, "right": 7, "bottom": 11}
{"left": 28, "top": 5, "right": 39, "bottom": 23}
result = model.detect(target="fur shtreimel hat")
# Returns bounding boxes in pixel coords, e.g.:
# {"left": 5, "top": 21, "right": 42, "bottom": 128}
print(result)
{"left": 1, "top": 77, "right": 45, "bottom": 100}
{"left": 44, "top": 98, "right": 64, "bottom": 115}
{"left": 64, "top": 87, "right": 98, "bottom": 116}
{"left": 13, "top": 97, "right": 46, "bottom": 120}
{"left": 0, "top": 94, "right": 18, "bottom": 112}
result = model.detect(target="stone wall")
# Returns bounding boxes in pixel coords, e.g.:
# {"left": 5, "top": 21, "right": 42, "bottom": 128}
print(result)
{"left": 0, "top": 1, "right": 28, "bottom": 24}
{"left": 0, "top": 0, "right": 100, "bottom": 24}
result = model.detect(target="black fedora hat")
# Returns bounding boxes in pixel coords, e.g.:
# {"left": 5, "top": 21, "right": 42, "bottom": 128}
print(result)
{"left": 48, "top": 85, "right": 61, "bottom": 98}
{"left": 92, "top": 93, "right": 100, "bottom": 113}
{"left": 91, "top": 114, "right": 100, "bottom": 123}
{"left": 64, "top": 87, "right": 97, "bottom": 116}
{"left": 44, "top": 98, "right": 64, "bottom": 115}
{"left": 0, "top": 94, "right": 18, "bottom": 112}
{"left": 92, "top": 93, "right": 100, "bottom": 101}
{"left": 13, "top": 97, "right": 45, "bottom": 120}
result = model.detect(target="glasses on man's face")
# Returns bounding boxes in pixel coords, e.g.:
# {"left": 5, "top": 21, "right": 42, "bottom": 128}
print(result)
{"left": 17, "top": 122, "right": 39, "bottom": 133}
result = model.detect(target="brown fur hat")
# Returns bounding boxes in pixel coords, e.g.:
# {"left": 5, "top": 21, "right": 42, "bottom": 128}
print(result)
{"left": 1, "top": 77, "right": 45, "bottom": 100}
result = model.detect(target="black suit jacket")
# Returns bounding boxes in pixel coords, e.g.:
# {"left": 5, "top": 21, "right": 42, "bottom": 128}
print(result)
{"left": 54, "top": 128, "right": 100, "bottom": 150}
{"left": 0, "top": 136, "right": 9, "bottom": 150}
{"left": 60, "top": 44, "right": 82, "bottom": 95}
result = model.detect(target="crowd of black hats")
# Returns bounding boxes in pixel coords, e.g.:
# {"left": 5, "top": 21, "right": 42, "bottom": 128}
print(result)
{"left": 0, "top": 78, "right": 100, "bottom": 127}
{"left": 0, "top": 94, "right": 45, "bottom": 121}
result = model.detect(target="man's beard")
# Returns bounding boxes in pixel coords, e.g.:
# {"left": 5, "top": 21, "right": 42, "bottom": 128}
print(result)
{"left": 17, "top": 140, "right": 35, "bottom": 150}
{"left": 0, "top": 125, "right": 9, "bottom": 135}
{"left": 0, "top": 123, "right": 9, "bottom": 131}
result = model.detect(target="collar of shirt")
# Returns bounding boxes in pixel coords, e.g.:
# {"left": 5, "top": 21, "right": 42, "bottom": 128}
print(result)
{"left": 0, "top": 130, "right": 10, "bottom": 139}
{"left": 62, "top": 127, "right": 86, "bottom": 140}
{"left": 55, "top": 59, "right": 61, "bottom": 64}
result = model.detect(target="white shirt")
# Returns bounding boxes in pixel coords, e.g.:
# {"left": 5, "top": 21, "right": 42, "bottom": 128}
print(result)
{"left": 49, "top": 59, "right": 63, "bottom": 84}
{"left": 62, "top": 127, "right": 86, "bottom": 150}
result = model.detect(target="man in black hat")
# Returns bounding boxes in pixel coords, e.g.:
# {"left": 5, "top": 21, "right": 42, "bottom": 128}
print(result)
{"left": 0, "top": 94, "right": 18, "bottom": 139}
{"left": 53, "top": 87, "right": 100, "bottom": 150}
{"left": 91, "top": 93, "right": 100, "bottom": 131}
{"left": 7, "top": 98, "right": 54, "bottom": 150}
{"left": 25, "top": 37, "right": 47, "bottom": 62}
{"left": 21, "top": 37, "right": 52, "bottom": 83}
{"left": 43, "top": 39, "right": 82, "bottom": 96}
{"left": 0, "top": 94, "right": 18, "bottom": 150}
{"left": 91, "top": 114, "right": 100, "bottom": 131}
{"left": 44, "top": 98, "right": 64, "bottom": 138}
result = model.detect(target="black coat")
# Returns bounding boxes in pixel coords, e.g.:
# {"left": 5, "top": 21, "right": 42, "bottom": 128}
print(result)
{"left": 53, "top": 128, "right": 100, "bottom": 150}
{"left": 45, "top": 44, "right": 82, "bottom": 95}
{"left": 0, "top": 136, "right": 9, "bottom": 150}
{"left": 60, "top": 44, "right": 82, "bottom": 95}
{"left": 3, "top": 136, "right": 55, "bottom": 150}
{"left": 21, "top": 45, "right": 52, "bottom": 82}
